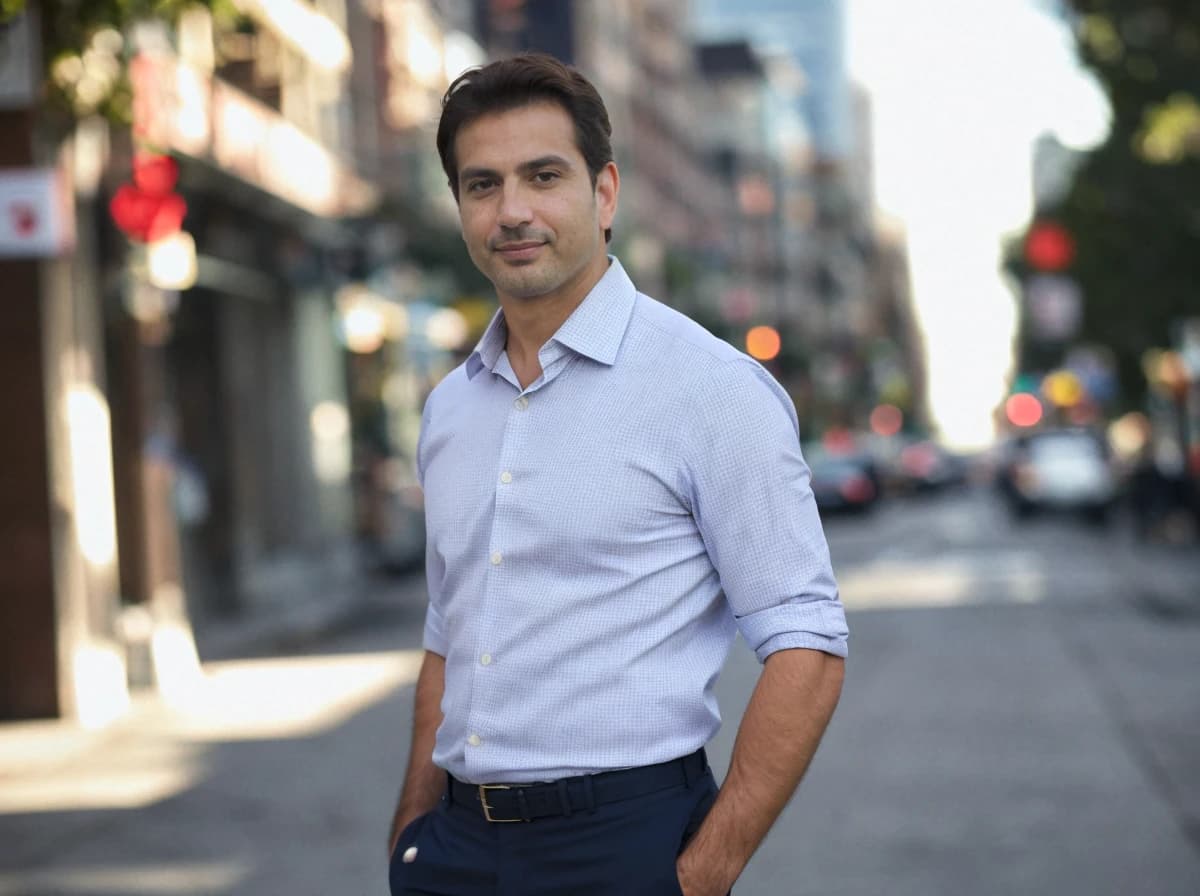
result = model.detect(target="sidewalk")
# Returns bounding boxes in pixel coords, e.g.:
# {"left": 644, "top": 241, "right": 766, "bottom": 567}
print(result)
{"left": 193, "top": 567, "right": 427, "bottom": 661}
{"left": 0, "top": 570, "right": 432, "bottom": 878}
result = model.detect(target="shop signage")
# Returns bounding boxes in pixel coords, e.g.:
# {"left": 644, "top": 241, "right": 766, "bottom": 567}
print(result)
{"left": 0, "top": 168, "right": 74, "bottom": 258}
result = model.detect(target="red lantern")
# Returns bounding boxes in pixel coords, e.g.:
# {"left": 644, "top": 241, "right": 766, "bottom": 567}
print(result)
{"left": 109, "top": 153, "right": 186, "bottom": 243}
{"left": 109, "top": 184, "right": 186, "bottom": 243}
{"left": 132, "top": 152, "right": 180, "bottom": 196}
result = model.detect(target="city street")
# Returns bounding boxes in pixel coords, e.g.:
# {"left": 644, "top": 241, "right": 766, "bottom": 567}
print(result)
{"left": 2, "top": 485, "right": 1197, "bottom": 895}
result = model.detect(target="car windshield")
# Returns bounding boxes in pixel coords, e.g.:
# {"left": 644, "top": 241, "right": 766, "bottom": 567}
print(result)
{"left": 1028, "top": 434, "right": 1103, "bottom": 462}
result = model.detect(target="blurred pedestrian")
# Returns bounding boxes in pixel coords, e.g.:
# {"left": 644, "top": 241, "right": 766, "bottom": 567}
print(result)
{"left": 387, "top": 53, "right": 847, "bottom": 896}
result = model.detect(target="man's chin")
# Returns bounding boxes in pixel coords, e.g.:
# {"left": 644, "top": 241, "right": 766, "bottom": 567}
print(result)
{"left": 493, "top": 270, "right": 555, "bottom": 300}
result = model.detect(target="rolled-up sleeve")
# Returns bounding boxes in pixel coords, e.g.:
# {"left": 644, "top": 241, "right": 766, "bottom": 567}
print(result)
{"left": 417, "top": 394, "right": 448, "bottom": 658}
{"left": 422, "top": 596, "right": 448, "bottom": 656}
{"left": 686, "top": 359, "right": 848, "bottom": 661}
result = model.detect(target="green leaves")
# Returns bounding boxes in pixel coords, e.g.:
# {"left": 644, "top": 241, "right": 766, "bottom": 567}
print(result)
{"left": 1046, "top": 0, "right": 1200, "bottom": 409}
{"left": 5, "top": 1, "right": 227, "bottom": 126}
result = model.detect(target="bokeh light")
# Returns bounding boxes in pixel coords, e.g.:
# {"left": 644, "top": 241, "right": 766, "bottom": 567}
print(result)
{"left": 869, "top": 403, "right": 904, "bottom": 437}
{"left": 1005, "top": 392, "right": 1043, "bottom": 428}
{"left": 745, "top": 325, "right": 781, "bottom": 361}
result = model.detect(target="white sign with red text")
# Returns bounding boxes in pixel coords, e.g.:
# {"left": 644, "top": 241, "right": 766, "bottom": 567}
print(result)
{"left": 0, "top": 168, "right": 74, "bottom": 258}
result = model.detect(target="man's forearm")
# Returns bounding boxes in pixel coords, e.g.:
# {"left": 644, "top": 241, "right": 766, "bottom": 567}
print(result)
{"left": 677, "top": 647, "right": 844, "bottom": 896}
{"left": 388, "top": 650, "right": 446, "bottom": 853}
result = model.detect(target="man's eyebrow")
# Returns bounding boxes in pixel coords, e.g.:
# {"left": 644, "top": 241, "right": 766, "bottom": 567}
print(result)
{"left": 516, "top": 155, "right": 573, "bottom": 175}
{"left": 458, "top": 166, "right": 499, "bottom": 184}
{"left": 458, "top": 155, "right": 575, "bottom": 184}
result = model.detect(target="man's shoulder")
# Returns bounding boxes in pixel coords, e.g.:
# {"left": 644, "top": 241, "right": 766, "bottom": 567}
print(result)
{"left": 423, "top": 361, "right": 472, "bottom": 414}
{"left": 629, "top": 293, "right": 797, "bottom": 430}
{"left": 628, "top": 293, "right": 745, "bottom": 371}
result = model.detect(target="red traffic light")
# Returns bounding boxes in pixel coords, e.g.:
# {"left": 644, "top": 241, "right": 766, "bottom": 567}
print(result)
{"left": 1024, "top": 221, "right": 1074, "bottom": 272}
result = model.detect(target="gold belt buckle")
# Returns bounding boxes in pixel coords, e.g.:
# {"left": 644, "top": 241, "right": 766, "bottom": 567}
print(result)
{"left": 478, "top": 784, "right": 522, "bottom": 822}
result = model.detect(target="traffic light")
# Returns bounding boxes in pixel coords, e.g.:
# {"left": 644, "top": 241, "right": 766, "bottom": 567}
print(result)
{"left": 1024, "top": 220, "right": 1074, "bottom": 272}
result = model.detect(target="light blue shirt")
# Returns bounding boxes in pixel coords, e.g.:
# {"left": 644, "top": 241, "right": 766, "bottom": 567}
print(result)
{"left": 417, "top": 258, "right": 847, "bottom": 784}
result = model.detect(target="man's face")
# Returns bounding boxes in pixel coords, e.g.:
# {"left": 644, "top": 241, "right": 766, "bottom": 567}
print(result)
{"left": 454, "top": 102, "right": 618, "bottom": 304}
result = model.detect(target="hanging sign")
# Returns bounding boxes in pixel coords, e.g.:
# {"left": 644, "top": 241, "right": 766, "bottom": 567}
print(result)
{"left": 0, "top": 168, "right": 74, "bottom": 258}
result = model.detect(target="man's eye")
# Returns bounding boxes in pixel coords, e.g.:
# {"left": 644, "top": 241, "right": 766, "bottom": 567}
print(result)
{"left": 533, "top": 171, "right": 559, "bottom": 184}
{"left": 466, "top": 180, "right": 494, "bottom": 193}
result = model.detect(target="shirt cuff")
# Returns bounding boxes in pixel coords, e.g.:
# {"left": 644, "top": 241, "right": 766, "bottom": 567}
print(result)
{"left": 736, "top": 600, "right": 849, "bottom": 662}
{"left": 422, "top": 603, "right": 448, "bottom": 656}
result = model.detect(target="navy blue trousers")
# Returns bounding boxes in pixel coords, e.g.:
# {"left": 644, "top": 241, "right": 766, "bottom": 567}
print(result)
{"left": 389, "top": 766, "right": 721, "bottom": 895}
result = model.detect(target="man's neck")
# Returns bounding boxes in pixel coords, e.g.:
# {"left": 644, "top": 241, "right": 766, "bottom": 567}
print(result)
{"left": 499, "top": 257, "right": 609, "bottom": 388}
{"left": 501, "top": 293, "right": 577, "bottom": 390}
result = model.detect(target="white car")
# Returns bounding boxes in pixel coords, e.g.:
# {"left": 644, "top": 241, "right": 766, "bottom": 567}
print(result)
{"left": 999, "top": 429, "right": 1118, "bottom": 524}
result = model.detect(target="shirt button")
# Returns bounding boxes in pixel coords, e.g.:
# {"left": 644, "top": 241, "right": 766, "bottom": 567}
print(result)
{"left": 500, "top": 471, "right": 512, "bottom": 484}
{"left": 514, "top": 396, "right": 529, "bottom": 410}
{"left": 480, "top": 653, "right": 493, "bottom": 666}
{"left": 468, "top": 734, "right": 482, "bottom": 747}
{"left": 402, "top": 846, "right": 418, "bottom": 864}
{"left": 490, "top": 551, "right": 502, "bottom": 565}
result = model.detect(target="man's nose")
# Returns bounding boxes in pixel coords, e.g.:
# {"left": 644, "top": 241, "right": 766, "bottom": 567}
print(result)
{"left": 497, "top": 183, "right": 533, "bottom": 229}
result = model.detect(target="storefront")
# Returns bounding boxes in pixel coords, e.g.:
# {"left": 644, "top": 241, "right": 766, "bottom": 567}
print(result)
{"left": 103, "top": 47, "right": 383, "bottom": 663}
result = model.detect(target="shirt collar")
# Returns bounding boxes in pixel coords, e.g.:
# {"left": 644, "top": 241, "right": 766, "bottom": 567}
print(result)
{"left": 466, "top": 257, "right": 637, "bottom": 379}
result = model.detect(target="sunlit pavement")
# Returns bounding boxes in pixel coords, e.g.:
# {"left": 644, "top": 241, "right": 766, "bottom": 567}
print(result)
{"left": 0, "top": 599, "right": 430, "bottom": 896}
{"left": 1, "top": 486, "right": 1197, "bottom": 895}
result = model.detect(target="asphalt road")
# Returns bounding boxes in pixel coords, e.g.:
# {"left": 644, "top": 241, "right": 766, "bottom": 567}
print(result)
{"left": 714, "top": 486, "right": 1200, "bottom": 895}
{"left": 1, "top": 485, "right": 1197, "bottom": 895}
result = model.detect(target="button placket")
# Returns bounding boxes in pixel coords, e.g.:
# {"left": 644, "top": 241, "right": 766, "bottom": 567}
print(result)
{"left": 470, "top": 385, "right": 533, "bottom": 763}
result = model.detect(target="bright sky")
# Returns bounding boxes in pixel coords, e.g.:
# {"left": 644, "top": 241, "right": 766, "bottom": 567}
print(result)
{"left": 847, "top": 0, "right": 1110, "bottom": 449}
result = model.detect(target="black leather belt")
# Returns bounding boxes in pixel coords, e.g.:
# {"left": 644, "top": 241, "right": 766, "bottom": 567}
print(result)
{"left": 448, "top": 748, "right": 708, "bottom": 823}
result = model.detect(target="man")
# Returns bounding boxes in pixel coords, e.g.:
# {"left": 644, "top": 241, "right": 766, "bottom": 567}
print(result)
{"left": 388, "top": 53, "right": 847, "bottom": 896}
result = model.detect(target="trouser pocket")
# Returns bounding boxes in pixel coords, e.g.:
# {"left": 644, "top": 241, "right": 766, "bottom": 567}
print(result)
{"left": 389, "top": 804, "right": 498, "bottom": 896}
{"left": 670, "top": 773, "right": 726, "bottom": 896}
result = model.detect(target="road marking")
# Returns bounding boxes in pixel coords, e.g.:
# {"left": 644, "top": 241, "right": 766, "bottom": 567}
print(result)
{"left": 838, "top": 550, "right": 1046, "bottom": 610}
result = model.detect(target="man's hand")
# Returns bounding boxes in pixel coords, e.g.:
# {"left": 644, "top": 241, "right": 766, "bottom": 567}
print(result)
{"left": 388, "top": 811, "right": 419, "bottom": 858}
{"left": 387, "top": 651, "right": 447, "bottom": 858}
{"left": 388, "top": 806, "right": 433, "bottom": 858}
{"left": 673, "top": 648, "right": 844, "bottom": 893}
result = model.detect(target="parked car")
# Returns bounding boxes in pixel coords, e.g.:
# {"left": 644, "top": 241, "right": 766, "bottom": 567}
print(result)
{"left": 807, "top": 451, "right": 880, "bottom": 514}
{"left": 996, "top": 428, "right": 1118, "bottom": 523}
{"left": 896, "top": 438, "right": 970, "bottom": 492}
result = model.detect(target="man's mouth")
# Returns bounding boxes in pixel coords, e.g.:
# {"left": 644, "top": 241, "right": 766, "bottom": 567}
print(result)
{"left": 494, "top": 241, "right": 545, "bottom": 261}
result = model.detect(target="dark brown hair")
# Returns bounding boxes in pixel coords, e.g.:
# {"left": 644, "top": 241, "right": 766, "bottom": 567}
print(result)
{"left": 436, "top": 53, "right": 615, "bottom": 242}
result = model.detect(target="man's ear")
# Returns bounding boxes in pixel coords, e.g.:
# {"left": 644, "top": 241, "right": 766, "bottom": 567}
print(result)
{"left": 596, "top": 161, "right": 619, "bottom": 232}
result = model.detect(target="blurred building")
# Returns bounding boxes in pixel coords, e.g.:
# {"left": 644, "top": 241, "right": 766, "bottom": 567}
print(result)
{"left": 691, "top": 0, "right": 851, "bottom": 160}
{"left": 692, "top": 3, "right": 924, "bottom": 437}
{"left": 0, "top": 0, "right": 481, "bottom": 724}
{"left": 694, "top": 40, "right": 794, "bottom": 328}
{"left": 863, "top": 217, "right": 930, "bottom": 434}
{"left": 117, "top": 6, "right": 377, "bottom": 629}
